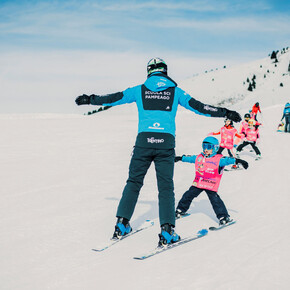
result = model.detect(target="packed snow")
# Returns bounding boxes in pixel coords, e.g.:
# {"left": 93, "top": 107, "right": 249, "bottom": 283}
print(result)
{"left": 1, "top": 50, "right": 289, "bottom": 290}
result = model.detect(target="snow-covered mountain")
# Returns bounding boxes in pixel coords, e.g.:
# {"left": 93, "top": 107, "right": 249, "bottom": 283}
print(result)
{"left": 1, "top": 49, "right": 289, "bottom": 290}
{"left": 180, "top": 48, "right": 290, "bottom": 109}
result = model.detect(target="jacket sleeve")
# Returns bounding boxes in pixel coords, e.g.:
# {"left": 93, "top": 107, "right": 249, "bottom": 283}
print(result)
{"left": 176, "top": 87, "right": 227, "bottom": 117}
{"left": 211, "top": 131, "right": 221, "bottom": 135}
{"left": 219, "top": 156, "right": 236, "bottom": 167}
{"left": 90, "top": 86, "right": 137, "bottom": 106}
{"left": 181, "top": 155, "right": 197, "bottom": 163}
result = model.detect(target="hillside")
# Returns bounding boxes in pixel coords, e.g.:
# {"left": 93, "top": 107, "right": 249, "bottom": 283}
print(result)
{"left": 180, "top": 48, "right": 290, "bottom": 109}
{"left": 0, "top": 50, "right": 289, "bottom": 290}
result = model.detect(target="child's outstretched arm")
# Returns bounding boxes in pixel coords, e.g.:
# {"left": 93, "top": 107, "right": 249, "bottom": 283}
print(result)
{"left": 175, "top": 155, "right": 197, "bottom": 163}
{"left": 219, "top": 156, "right": 249, "bottom": 169}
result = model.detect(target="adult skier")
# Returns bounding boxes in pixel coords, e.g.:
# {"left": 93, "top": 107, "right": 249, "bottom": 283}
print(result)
{"left": 175, "top": 137, "right": 248, "bottom": 224}
{"left": 281, "top": 102, "right": 290, "bottom": 132}
{"left": 75, "top": 57, "right": 242, "bottom": 246}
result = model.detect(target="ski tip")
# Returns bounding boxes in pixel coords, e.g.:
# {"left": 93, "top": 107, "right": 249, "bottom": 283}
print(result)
{"left": 92, "top": 248, "right": 104, "bottom": 252}
{"left": 198, "top": 229, "right": 208, "bottom": 235}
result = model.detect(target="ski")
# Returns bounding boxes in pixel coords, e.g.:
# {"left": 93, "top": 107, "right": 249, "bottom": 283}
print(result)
{"left": 92, "top": 219, "right": 154, "bottom": 252}
{"left": 209, "top": 220, "right": 236, "bottom": 231}
{"left": 133, "top": 229, "right": 208, "bottom": 260}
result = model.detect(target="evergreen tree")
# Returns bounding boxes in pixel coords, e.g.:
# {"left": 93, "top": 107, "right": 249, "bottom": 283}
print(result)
{"left": 270, "top": 51, "right": 277, "bottom": 59}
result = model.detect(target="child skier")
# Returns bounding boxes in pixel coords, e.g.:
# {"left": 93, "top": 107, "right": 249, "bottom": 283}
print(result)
{"left": 234, "top": 113, "right": 251, "bottom": 147}
{"left": 210, "top": 119, "right": 242, "bottom": 169}
{"left": 236, "top": 119, "right": 261, "bottom": 159}
{"left": 175, "top": 136, "right": 248, "bottom": 225}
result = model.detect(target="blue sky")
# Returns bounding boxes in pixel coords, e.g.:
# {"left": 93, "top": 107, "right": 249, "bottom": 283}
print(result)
{"left": 1, "top": 0, "right": 289, "bottom": 56}
{"left": 0, "top": 0, "right": 289, "bottom": 113}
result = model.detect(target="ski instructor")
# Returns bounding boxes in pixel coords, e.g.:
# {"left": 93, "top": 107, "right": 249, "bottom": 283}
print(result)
{"left": 75, "top": 57, "right": 242, "bottom": 247}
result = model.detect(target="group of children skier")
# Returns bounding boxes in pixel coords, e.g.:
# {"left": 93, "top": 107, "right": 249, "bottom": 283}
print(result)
{"left": 174, "top": 104, "right": 263, "bottom": 226}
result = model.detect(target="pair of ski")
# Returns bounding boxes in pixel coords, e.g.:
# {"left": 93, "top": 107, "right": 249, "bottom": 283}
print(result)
{"left": 92, "top": 217, "right": 236, "bottom": 260}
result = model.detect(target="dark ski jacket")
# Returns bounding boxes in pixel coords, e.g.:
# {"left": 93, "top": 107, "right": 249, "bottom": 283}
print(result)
{"left": 90, "top": 72, "right": 227, "bottom": 149}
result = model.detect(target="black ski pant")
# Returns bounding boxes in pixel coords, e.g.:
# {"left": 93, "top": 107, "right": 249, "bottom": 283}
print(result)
{"left": 176, "top": 186, "right": 229, "bottom": 219}
{"left": 217, "top": 146, "right": 233, "bottom": 157}
{"left": 285, "top": 116, "right": 290, "bottom": 132}
{"left": 116, "top": 146, "right": 176, "bottom": 226}
{"left": 237, "top": 141, "right": 261, "bottom": 155}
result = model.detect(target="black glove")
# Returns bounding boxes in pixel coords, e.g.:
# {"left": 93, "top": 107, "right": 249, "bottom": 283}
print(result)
{"left": 175, "top": 156, "right": 183, "bottom": 162}
{"left": 75, "top": 94, "right": 91, "bottom": 106}
{"left": 225, "top": 109, "right": 242, "bottom": 122}
{"left": 235, "top": 158, "right": 249, "bottom": 169}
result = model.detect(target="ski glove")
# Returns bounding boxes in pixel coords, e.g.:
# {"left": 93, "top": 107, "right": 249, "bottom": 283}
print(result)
{"left": 175, "top": 156, "right": 183, "bottom": 162}
{"left": 75, "top": 94, "right": 91, "bottom": 105}
{"left": 225, "top": 109, "right": 242, "bottom": 122}
{"left": 235, "top": 158, "right": 249, "bottom": 169}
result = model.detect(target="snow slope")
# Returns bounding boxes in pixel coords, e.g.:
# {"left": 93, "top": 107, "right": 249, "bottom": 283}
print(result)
{"left": 0, "top": 51, "right": 289, "bottom": 290}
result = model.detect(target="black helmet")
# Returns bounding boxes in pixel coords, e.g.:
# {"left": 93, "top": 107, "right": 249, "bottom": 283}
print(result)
{"left": 224, "top": 118, "right": 233, "bottom": 126}
{"left": 147, "top": 57, "right": 167, "bottom": 77}
{"left": 244, "top": 113, "right": 251, "bottom": 119}
{"left": 255, "top": 102, "right": 259, "bottom": 107}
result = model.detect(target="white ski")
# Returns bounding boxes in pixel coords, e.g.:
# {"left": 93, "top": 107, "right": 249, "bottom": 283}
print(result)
{"left": 133, "top": 229, "right": 208, "bottom": 260}
{"left": 209, "top": 220, "right": 236, "bottom": 231}
{"left": 92, "top": 219, "right": 154, "bottom": 252}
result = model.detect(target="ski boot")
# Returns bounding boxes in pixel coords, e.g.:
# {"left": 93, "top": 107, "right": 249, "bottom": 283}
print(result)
{"left": 219, "top": 216, "right": 233, "bottom": 226}
{"left": 175, "top": 209, "right": 187, "bottom": 219}
{"left": 112, "top": 217, "right": 132, "bottom": 240}
{"left": 158, "top": 224, "right": 180, "bottom": 247}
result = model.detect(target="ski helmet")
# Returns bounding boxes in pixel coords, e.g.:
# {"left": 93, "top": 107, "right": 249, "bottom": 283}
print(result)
{"left": 224, "top": 118, "right": 233, "bottom": 126}
{"left": 255, "top": 102, "right": 259, "bottom": 107}
{"left": 147, "top": 57, "right": 167, "bottom": 76}
{"left": 202, "top": 136, "right": 219, "bottom": 155}
{"left": 248, "top": 119, "right": 256, "bottom": 126}
{"left": 244, "top": 113, "right": 251, "bottom": 119}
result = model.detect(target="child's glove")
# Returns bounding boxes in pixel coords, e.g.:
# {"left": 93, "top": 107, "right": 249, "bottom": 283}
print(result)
{"left": 175, "top": 156, "right": 183, "bottom": 162}
{"left": 235, "top": 158, "right": 249, "bottom": 169}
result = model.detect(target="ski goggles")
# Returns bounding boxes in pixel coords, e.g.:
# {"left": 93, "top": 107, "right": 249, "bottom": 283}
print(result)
{"left": 202, "top": 142, "right": 217, "bottom": 151}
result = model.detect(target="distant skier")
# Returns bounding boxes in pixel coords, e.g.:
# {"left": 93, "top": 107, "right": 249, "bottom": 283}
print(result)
{"left": 250, "top": 102, "right": 261, "bottom": 121}
{"left": 236, "top": 119, "right": 261, "bottom": 159}
{"left": 75, "top": 57, "right": 242, "bottom": 246}
{"left": 175, "top": 136, "right": 248, "bottom": 225}
{"left": 209, "top": 118, "right": 242, "bottom": 169}
{"left": 281, "top": 102, "right": 290, "bottom": 132}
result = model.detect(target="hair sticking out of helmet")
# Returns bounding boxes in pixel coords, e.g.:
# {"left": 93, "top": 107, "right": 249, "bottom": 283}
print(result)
{"left": 147, "top": 57, "right": 167, "bottom": 77}
{"left": 202, "top": 136, "right": 219, "bottom": 156}
{"left": 248, "top": 119, "right": 256, "bottom": 126}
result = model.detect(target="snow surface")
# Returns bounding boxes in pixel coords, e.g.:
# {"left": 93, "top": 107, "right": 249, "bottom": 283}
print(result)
{"left": 1, "top": 51, "right": 290, "bottom": 290}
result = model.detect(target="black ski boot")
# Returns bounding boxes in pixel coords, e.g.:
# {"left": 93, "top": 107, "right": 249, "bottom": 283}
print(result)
{"left": 158, "top": 224, "right": 180, "bottom": 247}
{"left": 175, "top": 209, "right": 187, "bottom": 219}
{"left": 219, "top": 216, "right": 233, "bottom": 225}
{"left": 112, "top": 217, "right": 132, "bottom": 239}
